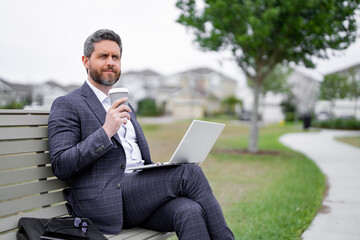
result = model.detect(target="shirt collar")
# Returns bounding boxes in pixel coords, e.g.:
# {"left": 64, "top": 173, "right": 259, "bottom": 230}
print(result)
{"left": 86, "top": 79, "right": 111, "bottom": 104}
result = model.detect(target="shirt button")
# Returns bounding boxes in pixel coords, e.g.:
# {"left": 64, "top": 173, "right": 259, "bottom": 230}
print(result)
{"left": 116, "top": 184, "right": 121, "bottom": 189}
{"left": 121, "top": 165, "right": 125, "bottom": 170}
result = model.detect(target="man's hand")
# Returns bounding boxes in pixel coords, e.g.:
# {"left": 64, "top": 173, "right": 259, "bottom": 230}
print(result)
{"left": 103, "top": 97, "right": 131, "bottom": 138}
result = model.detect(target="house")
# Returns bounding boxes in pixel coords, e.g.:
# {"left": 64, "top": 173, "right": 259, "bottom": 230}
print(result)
{"left": 113, "top": 70, "right": 163, "bottom": 111}
{"left": 163, "top": 68, "right": 238, "bottom": 118}
{"left": 0, "top": 79, "right": 31, "bottom": 107}
{"left": 165, "top": 87, "right": 206, "bottom": 119}
{"left": 166, "top": 68, "right": 237, "bottom": 99}
{"left": 27, "top": 81, "right": 79, "bottom": 110}
{"left": 316, "top": 63, "right": 360, "bottom": 119}
{"left": 0, "top": 79, "right": 16, "bottom": 107}
{"left": 288, "top": 68, "right": 322, "bottom": 116}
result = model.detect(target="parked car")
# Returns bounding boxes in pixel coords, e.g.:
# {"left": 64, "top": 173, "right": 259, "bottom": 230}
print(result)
{"left": 316, "top": 111, "right": 331, "bottom": 121}
{"left": 239, "top": 110, "right": 251, "bottom": 121}
{"left": 239, "top": 110, "right": 262, "bottom": 121}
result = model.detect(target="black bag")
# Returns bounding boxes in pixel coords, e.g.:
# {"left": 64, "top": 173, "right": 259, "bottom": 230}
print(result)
{"left": 17, "top": 217, "right": 107, "bottom": 240}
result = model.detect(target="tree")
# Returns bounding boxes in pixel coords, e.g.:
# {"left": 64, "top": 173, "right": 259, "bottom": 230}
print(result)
{"left": 247, "top": 64, "right": 292, "bottom": 96}
{"left": 176, "top": 0, "right": 360, "bottom": 152}
{"left": 248, "top": 64, "right": 292, "bottom": 116}
{"left": 320, "top": 72, "right": 350, "bottom": 116}
{"left": 221, "top": 95, "right": 242, "bottom": 116}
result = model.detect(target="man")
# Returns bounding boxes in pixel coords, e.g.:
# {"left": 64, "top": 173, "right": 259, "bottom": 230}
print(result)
{"left": 48, "top": 29, "right": 234, "bottom": 240}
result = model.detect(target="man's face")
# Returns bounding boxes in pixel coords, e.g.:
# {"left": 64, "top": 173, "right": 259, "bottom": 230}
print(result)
{"left": 83, "top": 40, "right": 121, "bottom": 86}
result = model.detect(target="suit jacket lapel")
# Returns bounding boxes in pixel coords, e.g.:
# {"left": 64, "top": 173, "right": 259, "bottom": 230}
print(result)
{"left": 81, "top": 83, "right": 107, "bottom": 125}
{"left": 80, "top": 82, "right": 122, "bottom": 144}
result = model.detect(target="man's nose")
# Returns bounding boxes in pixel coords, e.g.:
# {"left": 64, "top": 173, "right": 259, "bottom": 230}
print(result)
{"left": 106, "top": 57, "right": 115, "bottom": 66}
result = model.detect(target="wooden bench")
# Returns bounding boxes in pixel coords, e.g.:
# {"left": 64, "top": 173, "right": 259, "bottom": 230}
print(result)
{"left": 0, "top": 110, "right": 175, "bottom": 240}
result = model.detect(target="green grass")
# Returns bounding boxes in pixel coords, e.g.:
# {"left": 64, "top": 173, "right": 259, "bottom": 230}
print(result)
{"left": 139, "top": 119, "right": 325, "bottom": 240}
{"left": 335, "top": 135, "right": 360, "bottom": 148}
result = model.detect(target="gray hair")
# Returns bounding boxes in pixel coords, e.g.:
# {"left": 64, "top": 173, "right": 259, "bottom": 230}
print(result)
{"left": 83, "top": 29, "right": 122, "bottom": 58}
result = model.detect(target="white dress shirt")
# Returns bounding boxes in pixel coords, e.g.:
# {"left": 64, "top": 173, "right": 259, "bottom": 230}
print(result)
{"left": 86, "top": 80, "right": 144, "bottom": 172}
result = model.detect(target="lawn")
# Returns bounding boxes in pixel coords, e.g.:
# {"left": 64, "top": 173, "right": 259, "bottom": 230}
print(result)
{"left": 139, "top": 119, "right": 325, "bottom": 240}
{"left": 335, "top": 135, "right": 360, "bottom": 148}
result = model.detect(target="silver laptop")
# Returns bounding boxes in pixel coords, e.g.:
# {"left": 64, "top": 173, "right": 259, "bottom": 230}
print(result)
{"left": 127, "top": 120, "right": 225, "bottom": 171}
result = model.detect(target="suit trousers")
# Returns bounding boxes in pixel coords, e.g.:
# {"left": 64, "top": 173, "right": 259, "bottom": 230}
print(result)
{"left": 121, "top": 164, "right": 235, "bottom": 240}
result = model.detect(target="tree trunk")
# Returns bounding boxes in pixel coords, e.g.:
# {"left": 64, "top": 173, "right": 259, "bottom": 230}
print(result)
{"left": 355, "top": 97, "right": 358, "bottom": 118}
{"left": 248, "top": 79, "right": 261, "bottom": 153}
{"left": 330, "top": 99, "right": 335, "bottom": 118}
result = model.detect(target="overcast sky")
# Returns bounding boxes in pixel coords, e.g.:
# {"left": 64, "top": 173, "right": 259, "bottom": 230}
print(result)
{"left": 1, "top": 0, "right": 360, "bottom": 86}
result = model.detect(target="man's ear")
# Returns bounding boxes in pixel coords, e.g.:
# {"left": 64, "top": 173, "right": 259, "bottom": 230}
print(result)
{"left": 82, "top": 56, "right": 89, "bottom": 69}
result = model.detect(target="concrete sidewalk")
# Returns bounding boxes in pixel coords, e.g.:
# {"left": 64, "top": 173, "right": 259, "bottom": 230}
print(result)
{"left": 279, "top": 129, "right": 360, "bottom": 240}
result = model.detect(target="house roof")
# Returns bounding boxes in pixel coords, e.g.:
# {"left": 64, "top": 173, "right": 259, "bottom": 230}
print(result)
{"left": 181, "top": 67, "right": 215, "bottom": 75}
{"left": 45, "top": 80, "right": 63, "bottom": 88}
{"left": 0, "top": 79, "right": 14, "bottom": 92}
{"left": 123, "top": 69, "right": 162, "bottom": 77}
{"left": 327, "top": 62, "right": 360, "bottom": 75}
{"left": 171, "top": 86, "right": 207, "bottom": 99}
{"left": 63, "top": 85, "right": 80, "bottom": 92}
{"left": 293, "top": 67, "right": 323, "bottom": 82}
{"left": 179, "top": 67, "right": 237, "bottom": 82}
{"left": 0, "top": 79, "right": 31, "bottom": 93}
{"left": 39, "top": 81, "right": 80, "bottom": 92}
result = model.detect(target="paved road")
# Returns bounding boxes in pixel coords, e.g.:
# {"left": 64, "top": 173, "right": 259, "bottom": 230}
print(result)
{"left": 279, "top": 129, "right": 360, "bottom": 240}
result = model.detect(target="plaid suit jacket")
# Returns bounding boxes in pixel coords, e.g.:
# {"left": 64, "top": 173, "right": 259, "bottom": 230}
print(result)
{"left": 48, "top": 82, "right": 153, "bottom": 234}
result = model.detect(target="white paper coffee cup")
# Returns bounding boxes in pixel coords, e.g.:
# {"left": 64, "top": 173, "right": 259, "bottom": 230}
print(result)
{"left": 109, "top": 88, "right": 129, "bottom": 106}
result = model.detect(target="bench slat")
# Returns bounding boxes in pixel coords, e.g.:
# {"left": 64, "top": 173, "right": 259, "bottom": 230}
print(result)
{"left": 125, "top": 230, "right": 173, "bottom": 240}
{"left": 0, "top": 178, "right": 68, "bottom": 201}
{"left": 0, "top": 227, "right": 175, "bottom": 240}
{"left": 0, "top": 230, "right": 16, "bottom": 240}
{"left": 0, "top": 110, "right": 49, "bottom": 114}
{"left": 0, "top": 152, "right": 49, "bottom": 170}
{"left": 0, "top": 127, "right": 48, "bottom": 140}
{"left": 0, "top": 191, "right": 65, "bottom": 217}
{"left": 106, "top": 228, "right": 148, "bottom": 239}
{"left": 0, "top": 115, "right": 49, "bottom": 126}
{"left": 147, "top": 232, "right": 175, "bottom": 240}
{"left": 0, "top": 166, "right": 54, "bottom": 186}
{"left": 0, "top": 204, "right": 68, "bottom": 233}
{"left": 0, "top": 139, "right": 48, "bottom": 155}
{"left": 106, "top": 228, "right": 175, "bottom": 240}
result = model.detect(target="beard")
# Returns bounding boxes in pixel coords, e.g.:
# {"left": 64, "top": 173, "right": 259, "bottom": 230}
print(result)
{"left": 89, "top": 65, "right": 121, "bottom": 86}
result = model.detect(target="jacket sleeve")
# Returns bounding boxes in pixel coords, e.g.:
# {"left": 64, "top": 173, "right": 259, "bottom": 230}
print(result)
{"left": 48, "top": 96, "right": 116, "bottom": 180}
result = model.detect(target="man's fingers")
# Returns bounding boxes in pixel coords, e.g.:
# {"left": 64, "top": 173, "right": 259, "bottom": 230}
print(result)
{"left": 119, "top": 112, "right": 131, "bottom": 120}
{"left": 108, "top": 109, "right": 130, "bottom": 121}
{"left": 117, "top": 105, "right": 131, "bottom": 113}
{"left": 111, "top": 97, "right": 129, "bottom": 109}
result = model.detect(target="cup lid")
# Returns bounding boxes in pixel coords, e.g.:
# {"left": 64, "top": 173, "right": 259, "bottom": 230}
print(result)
{"left": 109, "top": 88, "right": 128, "bottom": 94}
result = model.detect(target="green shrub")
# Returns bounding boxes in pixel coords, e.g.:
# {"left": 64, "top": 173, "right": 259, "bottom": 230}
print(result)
{"left": 137, "top": 98, "right": 161, "bottom": 116}
{"left": 0, "top": 101, "right": 26, "bottom": 109}
{"left": 285, "top": 112, "right": 296, "bottom": 122}
{"left": 312, "top": 117, "right": 360, "bottom": 130}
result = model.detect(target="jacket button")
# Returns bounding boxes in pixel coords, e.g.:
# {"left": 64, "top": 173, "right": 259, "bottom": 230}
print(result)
{"left": 121, "top": 165, "right": 125, "bottom": 170}
{"left": 116, "top": 184, "right": 121, "bottom": 189}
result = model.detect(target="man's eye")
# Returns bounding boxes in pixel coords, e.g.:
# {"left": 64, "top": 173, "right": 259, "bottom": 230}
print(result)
{"left": 100, "top": 55, "right": 107, "bottom": 58}
{"left": 112, "top": 56, "right": 119, "bottom": 60}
